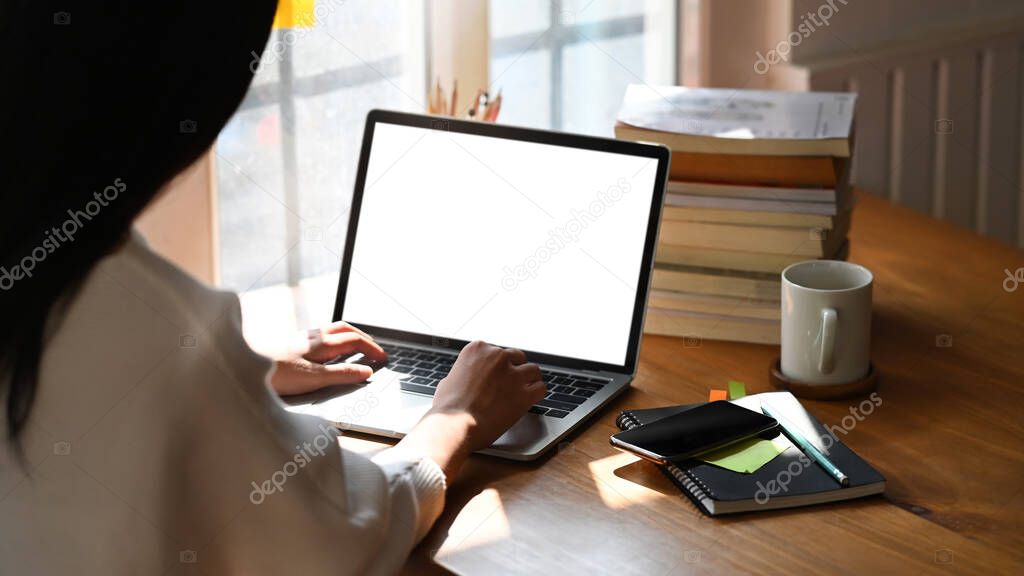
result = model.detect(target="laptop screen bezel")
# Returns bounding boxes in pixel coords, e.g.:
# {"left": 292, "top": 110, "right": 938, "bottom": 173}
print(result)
{"left": 332, "top": 109, "right": 669, "bottom": 375}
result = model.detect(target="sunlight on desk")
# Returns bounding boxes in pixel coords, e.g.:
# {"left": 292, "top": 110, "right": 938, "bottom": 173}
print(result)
{"left": 434, "top": 488, "right": 510, "bottom": 560}
{"left": 587, "top": 452, "right": 663, "bottom": 510}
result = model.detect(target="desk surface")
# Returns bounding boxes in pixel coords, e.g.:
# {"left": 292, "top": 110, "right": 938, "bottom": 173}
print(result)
{"left": 344, "top": 192, "right": 1024, "bottom": 575}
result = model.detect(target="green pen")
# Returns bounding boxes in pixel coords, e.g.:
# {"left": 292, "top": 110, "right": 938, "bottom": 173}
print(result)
{"left": 762, "top": 403, "right": 849, "bottom": 488}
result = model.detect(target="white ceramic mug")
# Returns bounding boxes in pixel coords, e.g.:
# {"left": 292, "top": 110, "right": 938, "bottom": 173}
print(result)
{"left": 781, "top": 260, "right": 873, "bottom": 385}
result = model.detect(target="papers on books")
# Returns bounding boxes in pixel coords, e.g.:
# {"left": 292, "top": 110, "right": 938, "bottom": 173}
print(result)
{"left": 617, "top": 85, "right": 856, "bottom": 156}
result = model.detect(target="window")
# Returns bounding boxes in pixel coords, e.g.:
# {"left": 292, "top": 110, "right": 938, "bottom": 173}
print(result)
{"left": 209, "top": 1, "right": 679, "bottom": 344}
{"left": 215, "top": 1, "right": 426, "bottom": 294}
{"left": 489, "top": 0, "right": 677, "bottom": 135}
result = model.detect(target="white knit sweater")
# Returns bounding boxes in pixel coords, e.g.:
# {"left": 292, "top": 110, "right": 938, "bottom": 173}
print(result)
{"left": 0, "top": 231, "right": 445, "bottom": 575}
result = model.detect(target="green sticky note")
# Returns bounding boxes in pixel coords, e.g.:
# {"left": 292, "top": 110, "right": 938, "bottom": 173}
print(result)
{"left": 728, "top": 380, "right": 746, "bottom": 399}
{"left": 697, "top": 436, "right": 786, "bottom": 474}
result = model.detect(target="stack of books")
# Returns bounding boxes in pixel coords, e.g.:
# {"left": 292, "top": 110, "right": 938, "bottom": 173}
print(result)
{"left": 615, "top": 85, "right": 857, "bottom": 344}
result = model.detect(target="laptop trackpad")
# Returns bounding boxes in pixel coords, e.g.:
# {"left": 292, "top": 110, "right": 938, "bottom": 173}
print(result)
{"left": 284, "top": 372, "right": 432, "bottom": 435}
{"left": 491, "top": 415, "right": 548, "bottom": 448}
{"left": 285, "top": 370, "right": 553, "bottom": 451}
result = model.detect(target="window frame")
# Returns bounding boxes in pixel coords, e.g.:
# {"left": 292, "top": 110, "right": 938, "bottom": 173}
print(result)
{"left": 145, "top": 0, "right": 698, "bottom": 286}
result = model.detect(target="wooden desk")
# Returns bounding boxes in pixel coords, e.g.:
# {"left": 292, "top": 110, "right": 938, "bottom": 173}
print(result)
{"left": 348, "top": 192, "right": 1024, "bottom": 574}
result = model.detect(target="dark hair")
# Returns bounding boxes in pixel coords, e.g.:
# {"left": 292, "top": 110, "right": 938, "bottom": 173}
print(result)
{"left": 0, "top": 0, "right": 277, "bottom": 453}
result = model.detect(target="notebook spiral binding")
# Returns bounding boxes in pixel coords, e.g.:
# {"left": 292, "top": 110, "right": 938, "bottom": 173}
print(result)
{"left": 615, "top": 410, "right": 713, "bottom": 514}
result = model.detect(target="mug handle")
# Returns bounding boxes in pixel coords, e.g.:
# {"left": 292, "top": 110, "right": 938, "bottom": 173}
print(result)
{"left": 819, "top": 308, "right": 837, "bottom": 374}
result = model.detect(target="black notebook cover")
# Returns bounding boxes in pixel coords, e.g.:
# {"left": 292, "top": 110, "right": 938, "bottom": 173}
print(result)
{"left": 615, "top": 391, "right": 886, "bottom": 515}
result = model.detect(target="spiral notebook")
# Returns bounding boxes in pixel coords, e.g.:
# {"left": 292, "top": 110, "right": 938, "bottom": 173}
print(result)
{"left": 615, "top": 391, "right": 885, "bottom": 515}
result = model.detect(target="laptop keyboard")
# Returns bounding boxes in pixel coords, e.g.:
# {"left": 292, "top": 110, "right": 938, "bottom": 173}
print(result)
{"left": 376, "top": 343, "right": 609, "bottom": 418}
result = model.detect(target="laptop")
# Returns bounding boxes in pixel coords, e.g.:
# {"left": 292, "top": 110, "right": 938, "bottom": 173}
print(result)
{"left": 285, "top": 110, "right": 669, "bottom": 460}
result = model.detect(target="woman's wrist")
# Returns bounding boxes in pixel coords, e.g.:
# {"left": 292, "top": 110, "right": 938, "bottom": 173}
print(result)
{"left": 398, "top": 409, "right": 477, "bottom": 482}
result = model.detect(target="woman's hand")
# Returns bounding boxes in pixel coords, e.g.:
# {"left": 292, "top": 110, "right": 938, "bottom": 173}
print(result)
{"left": 432, "top": 341, "right": 546, "bottom": 451}
{"left": 398, "top": 341, "right": 546, "bottom": 480}
{"left": 269, "top": 321, "right": 386, "bottom": 396}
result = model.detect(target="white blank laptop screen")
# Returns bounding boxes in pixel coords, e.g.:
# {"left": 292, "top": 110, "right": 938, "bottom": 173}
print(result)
{"left": 342, "top": 122, "right": 659, "bottom": 366}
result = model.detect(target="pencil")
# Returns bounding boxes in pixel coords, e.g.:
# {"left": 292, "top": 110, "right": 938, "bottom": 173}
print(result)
{"left": 449, "top": 80, "right": 457, "bottom": 116}
{"left": 434, "top": 78, "right": 443, "bottom": 115}
{"left": 761, "top": 403, "right": 849, "bottom": 487}
{"left": 485, "top": 90, "right": 502, "bottom": 122}
{"left": 469, "top": 89, "right": 483, "bottom": 118}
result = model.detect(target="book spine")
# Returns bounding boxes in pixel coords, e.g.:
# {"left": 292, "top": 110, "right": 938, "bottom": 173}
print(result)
{"left": 615, "top": 411, "right": 713, "bottom": 515}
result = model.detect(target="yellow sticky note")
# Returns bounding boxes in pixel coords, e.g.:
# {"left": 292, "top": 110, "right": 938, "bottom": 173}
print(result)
{"left": 273, "top": 0, "right": 316, "bottom": 29}
{"left": 698, "top": 436, "right": 787, "bottom": 474}
{"left": 728, "top": 380, "right": 746, "bottom": 399}
{"left": 708, "top": 389, "right": 728, "bottom": 402}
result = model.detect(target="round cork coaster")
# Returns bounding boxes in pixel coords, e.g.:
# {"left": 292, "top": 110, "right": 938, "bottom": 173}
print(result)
{"left": 769, "top": 358, "right": 878, "bottom": 400}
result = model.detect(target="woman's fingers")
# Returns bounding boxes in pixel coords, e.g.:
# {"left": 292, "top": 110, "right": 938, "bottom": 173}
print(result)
{"left": 511, "top": 361, "right": 542, "bottom": 383}
{"left": 275, "top": 322, "right": 384, "bottom": 395}
{"left": 323, "top": 331, "right": 387, "bottom": 359}
{"left": 270, "top": 359, "right": 372, "bottom": 396}
{"left": 319, "top": 361, "right": 373, "bottom": 383}
{"left": 306, "top": 331, "right": 387, "bottom": 363}
{"left": 503, "top": 347, "right": 528, "bottom": 365}
{"left": 523, "top": 379, "right": 548, "bottom": 402}
{"left": 321, "top": 321, "right": 371, "bottom": 338}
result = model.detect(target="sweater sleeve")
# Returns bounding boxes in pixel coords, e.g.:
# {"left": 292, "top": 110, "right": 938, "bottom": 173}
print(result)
{"left": 370, "top": 446, "right": 447, "bottom": 544}
{"left": 180, "top": 289, "right": 448, "bottom": 575}
{"left": 178, "top": 364, "right": 448, "bottom": 576}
